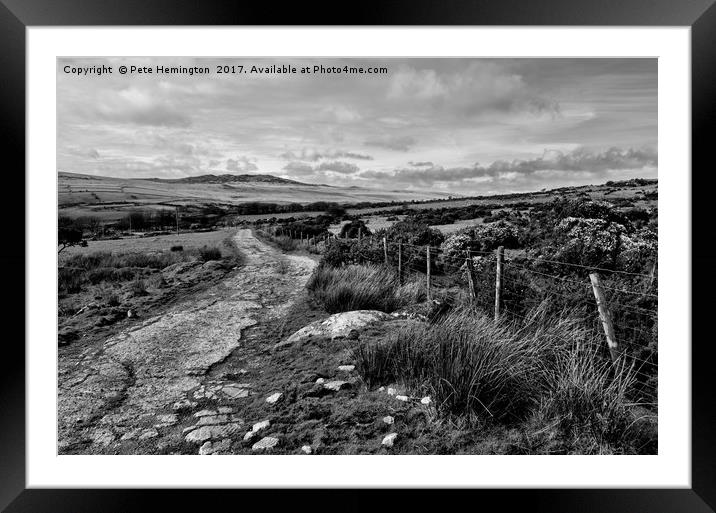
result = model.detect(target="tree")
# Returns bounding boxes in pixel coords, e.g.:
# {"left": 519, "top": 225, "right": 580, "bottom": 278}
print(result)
{"left": 58, "top": 227, "right": 86, "bottom": 254}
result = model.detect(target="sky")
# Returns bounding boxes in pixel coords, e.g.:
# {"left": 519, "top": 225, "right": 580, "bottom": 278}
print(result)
{"left": 57, "top": 58, "right": 657, "bottom": 196}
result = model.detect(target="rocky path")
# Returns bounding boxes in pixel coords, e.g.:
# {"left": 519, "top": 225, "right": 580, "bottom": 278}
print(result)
{"left": 58, "top": 229, "right": 317, "bottom": 454}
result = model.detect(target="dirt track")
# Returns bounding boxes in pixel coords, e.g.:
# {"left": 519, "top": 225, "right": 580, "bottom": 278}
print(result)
{"left": 58, "top": 229, "right": 317, "bottom": 454}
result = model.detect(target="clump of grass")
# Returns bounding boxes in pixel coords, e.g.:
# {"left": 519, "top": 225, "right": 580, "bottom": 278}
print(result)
{"left": 129, "top": 277, "right": 148, "bottom": 297}
{"left": 198, "top": 245, "right": 222, "bottom": 262}
{"left": 275, "top": 258, "right": 291, "bottom": 274}
{"left": 273, "top": 235, "right": 297, "bottom": 252}
{"left": 307, "top": 264, "right": 423, "bottom": 314}
{"left": 533, "top": 346, "right": 646, "bottom": 450}
{"left": 58, "top": 267, "right": 83, "bottom": 294}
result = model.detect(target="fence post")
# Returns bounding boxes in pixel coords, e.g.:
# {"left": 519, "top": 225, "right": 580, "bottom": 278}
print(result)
{"left": 465, "top": 250, "right": 478, "bottom": 306}
{"left": 397, "top": 242, "right": 403, "bottom": 285}
{"left": 426, "top": 246, "right": 432, "bottom": 301}
{"left": 494, "top": 246, "right": 504, "bottom": 320}
{"left": 589, "top": 272, "right": 621, "bottom": 363}
{"left": 383, "top": 237, "right": 388, "bottom": 265}
{"left": 358, "top": 227, "right": 362, "bottom": 241}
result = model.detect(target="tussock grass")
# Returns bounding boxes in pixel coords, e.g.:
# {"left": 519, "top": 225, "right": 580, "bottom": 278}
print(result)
{"left": 354, "top": 306, "right": 653, "bottom": 452}
{"left": 307, "top": 264, "right": 424, "bottom": 314}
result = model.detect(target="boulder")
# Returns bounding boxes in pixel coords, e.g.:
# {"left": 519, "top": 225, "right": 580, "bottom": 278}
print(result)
{"left": 277, "top": 310, "right": 391, "bottom": 349}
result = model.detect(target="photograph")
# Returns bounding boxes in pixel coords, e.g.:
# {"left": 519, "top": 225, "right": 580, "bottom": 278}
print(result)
{"left": 56, "top": 57, "right": 658, "bottom": 456}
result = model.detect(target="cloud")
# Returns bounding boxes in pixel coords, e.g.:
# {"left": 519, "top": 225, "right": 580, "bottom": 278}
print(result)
{"left": 387, "top": 62, "right": 560, "bottom": 118}
{"left": 95, "top": 87, "right": 191, "bottom": 127}
{"left": 226, "top": 156, "right": 258, "bottom": 172}
{"left": 283, "top": 159, "right": 360, "bottom": 176}
{"left": 278, "top": 149, "right": 373, "bottom": 161}
{"left": 408, "top": 161, "right": 434, "bottom": 167}
{"left": 364, "top": 135, "right": 416, "bottom": 152}
{"left": 316, "top": 161, "right": 360, "bottom": 174}
{"left": 359, "top": 147, "right": 657, "bottom": 187}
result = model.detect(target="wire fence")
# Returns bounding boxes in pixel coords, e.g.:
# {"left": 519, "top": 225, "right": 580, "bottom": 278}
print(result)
{"left": 257, "top": 225, "right": 658, "bottom": 399}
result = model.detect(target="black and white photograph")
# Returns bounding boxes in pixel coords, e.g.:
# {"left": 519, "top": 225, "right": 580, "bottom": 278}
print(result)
{"left": 56, "top": 57, "right": 658, "bottom": 456}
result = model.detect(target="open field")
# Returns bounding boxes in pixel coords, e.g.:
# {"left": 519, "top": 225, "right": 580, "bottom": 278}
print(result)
{"left": 59, "top": 228, "right": 235, "bottom": 263}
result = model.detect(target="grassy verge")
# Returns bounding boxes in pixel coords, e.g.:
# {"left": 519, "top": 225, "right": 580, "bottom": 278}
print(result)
{"left": 353, "top": 307, "right": 655, "bottom": 453}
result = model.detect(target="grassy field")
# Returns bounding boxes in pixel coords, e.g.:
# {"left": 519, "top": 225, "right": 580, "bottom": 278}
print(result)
{"left": 58, "top": 229, "right": 235, "bottom": 263}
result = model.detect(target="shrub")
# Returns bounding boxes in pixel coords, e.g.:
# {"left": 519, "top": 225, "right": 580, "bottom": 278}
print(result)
{"left": 273, "top": 235, "right": 297, "bottom": 252}
{"left": 170, "top": 245, "right": 184, "bottom": 252}
{"left": 441, "top": 220, "right": 519, "bottom": 260}
{"left": 58, "top": 267, "right": 84, "bottom": 294}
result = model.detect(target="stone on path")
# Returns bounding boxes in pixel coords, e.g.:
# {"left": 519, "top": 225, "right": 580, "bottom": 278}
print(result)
{"left": 382, "top": 433, "right": 398, "bottom": 447}
{"left": 199, "top": 439, "right": 231, "bottom": 455}
{"left": 420, "top": 396, "right": 432, "bottom": 405}
{"left": 315, "top": 378, "right": 325, "bottom": 384}
{"left": 337, "top": 365, "right": 355, "bottom": 372}
{"left": 252, "top": 436, "right": 279, "bottom": 451}
{"left": 221, "top": 384, "right": 251, "bottom": 399}
{"left": 301, "top": 445, "right": 312, "bottom": 454}
{"left": 156, "top": 413, "right": 178, "bottom": 424}
{"left": 266, "top": 392, "right": 282, "bottom": 404}
{"left": 138, "top": 429, "right": 159, "bottom": 441}
{"left": 185, "top": 423, "right": 242, "bottom": 444}
{"left": 382, "top": 416, "right": 394, "bottom": 425}
{"left": 244, "top": 419, "right": 270, "bottom": 441}
{"left": 395, "top": 395, "right": 409, "bottom": 402}
{"left": 387, "top": 388, "right": 396, "bottom": 396}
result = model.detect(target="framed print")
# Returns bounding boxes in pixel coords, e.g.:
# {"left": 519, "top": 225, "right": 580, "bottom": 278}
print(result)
{"left": 2, "top": 0, "right": 715, "bottom": 511}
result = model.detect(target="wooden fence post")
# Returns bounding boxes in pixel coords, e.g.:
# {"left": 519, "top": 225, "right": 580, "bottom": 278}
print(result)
{"left": 465, "top": 250, "right": 478, "bottom": 306}
{"left": 383, "top": 237, "right": 388, "bottom": 265}
{"left": 589, "top": 272, "right": 621, "bottom": 363}
{"left": 426, "top": 246, "right": 432, "bottom": 301}
{"left": 358, "top": 227, "right": 362, "bottom": 241}
{"left": 494, "top": 246, "right": 504, "bottom": 320}
{"left": 397, "top": 242, "right": 403, "bottom": 285}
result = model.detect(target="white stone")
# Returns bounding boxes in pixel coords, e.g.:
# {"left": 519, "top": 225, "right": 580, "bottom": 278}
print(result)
{"left": 156, "top": 413, "right": 178, "bottom": 424}
{"left": 382, "top": 433, "right": 398, "bottom": 447}
{"left": 266, "top": 392, "right": 282, "bottom": 404}
{"left": 194, "top": 409, "right": 218, "bottom": 418}
{"left": 395, "top": 395, "right": 409, "bottom": 402}
{"left": 138, "top": 429, "right": 159, "bottom": 441}
{"left": 252, "top": 420, "right": 270, "bottom": 432}
{"left": 420, "top": 396, "right": 432, "bottom": 405}
{"left": 378, "top": 386, "right": 385, "bottom": 392}
{"left": 243, "top": 430, "right": 256, "bottom": 441}
{"left": 252, "top": 436, "right": 279, "bottom": 451}
{"left": 279, "top": 310, "right": 391, "bottom": 348}
{"left": 316, "top": 378, "right": 325, "bottom": 384}
{"left": 199, "top": 439, "right": 231, "bottom": 455}
{"left": 382, "top": 416, "right": 394, "bottom": 425}
{"left": 218, "top": 406, "right": 235, "bottom": 414}
{"left": 221, "top": 385, "right": 250, "bottom": 399}
{"left": 337, "top": 365, "right": 355, "bottom": 372}
{"left": 323, "top": 380, "right": 349, "bottom": 392}
{"left": 185, "top": 424, "right": 241, "bottom": 444}
{"left": 301, "top": 445, "right": 312, "bottom": 454}
{"left": 387, "top": 388, "right": 396, "bottom": 396}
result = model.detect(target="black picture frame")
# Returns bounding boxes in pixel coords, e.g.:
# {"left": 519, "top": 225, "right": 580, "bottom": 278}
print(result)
{"left": 2, "top": 1, "right": 714, "bottom": 511}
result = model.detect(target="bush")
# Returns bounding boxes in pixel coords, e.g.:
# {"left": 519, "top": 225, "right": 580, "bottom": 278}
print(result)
{"left": 307, "top": 264, "right": 423, "bottom": 314}
{"left": 441, "top": 220, "right": 520, "bottom": 260}
{"left": 273, "top": 235, "right": 298, "bottom": 252}
{"left": 129, "top": 278, "right": 148, "bottom": 297}
{"left": 170, "top": 245, "right": 184, "bottom": 252}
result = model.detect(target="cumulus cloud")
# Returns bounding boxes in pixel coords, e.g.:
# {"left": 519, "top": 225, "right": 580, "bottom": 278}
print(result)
{"left": 226, "top": 156, "right": 258, "bottom": 172}
{"left": 408, "top": 161, "right": 434, "bottom": 167}
{"left": 387, "top": 62, "right": 560, "bottom": 118}
{"left": 279, "top": 149, "right": 373, "bottom": 161}
{"left": 364, "top": 135, "right": 416, "bottom": 152}
{"left": 359, "top": 147, "right": 657, "bottom": 187}
{"left": 283, "top": 159, "right": 361, "bottom": 177}
{"left": 95, "top": 87, "right": 191, "bottom": 127}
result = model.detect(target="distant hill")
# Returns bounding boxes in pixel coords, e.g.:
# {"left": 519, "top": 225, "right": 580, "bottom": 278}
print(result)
{"left": 57, "top": 171, "right": 454, "bottom": 220}
{"left": 149, "top": 173, "right": 315, "bottom": 186}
